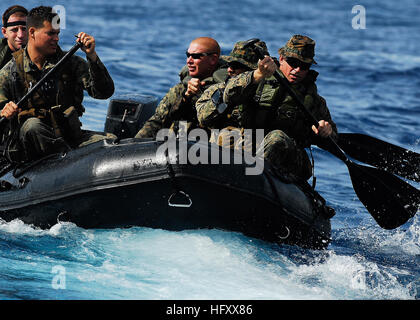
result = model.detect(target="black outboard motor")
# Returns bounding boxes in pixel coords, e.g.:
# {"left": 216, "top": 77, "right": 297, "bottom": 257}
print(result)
{"left": 104, "top": 94, "right": 158, "bottom": 139}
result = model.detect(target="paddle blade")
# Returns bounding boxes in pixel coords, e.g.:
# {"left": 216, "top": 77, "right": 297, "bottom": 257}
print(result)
{"left": 339, "top": 133, "right": 420, "bottom": 182}
{"left": 347, "top": 162, "right": 420, "bottom": 229}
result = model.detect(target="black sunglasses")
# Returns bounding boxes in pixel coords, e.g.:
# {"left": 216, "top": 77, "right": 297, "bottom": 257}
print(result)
{"left": 186, "top": 51, "right": 217, "bottom": 59}
{"left": 286, "top": 57, "right": 311, "bottom": 71}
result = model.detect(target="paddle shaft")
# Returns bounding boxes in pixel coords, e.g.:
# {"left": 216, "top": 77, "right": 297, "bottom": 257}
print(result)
{"left": 0, "top": 41, "right": 82, "bottom": 125}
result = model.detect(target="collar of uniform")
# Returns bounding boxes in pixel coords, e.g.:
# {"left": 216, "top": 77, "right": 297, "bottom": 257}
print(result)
{"left": 201, "top": 68, "right": 228, "bottom": 86}
{"left": 273, "top": 69, "right": 318, "bottom": 90}
{"left": 182, "top": 74, "right": 216, "bottom": 87}
{"left": 22, "top": 46, "right": 64, "bottom": 73}
{"left": 22, "top": 48, "right": 37, "bottom": 73}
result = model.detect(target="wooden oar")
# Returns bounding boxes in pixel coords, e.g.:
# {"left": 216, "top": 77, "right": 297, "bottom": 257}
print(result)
{"left": 338, "top": 133, "right": 420, "bottom": 182}
{"left": 245, "top": 38, "right": 420, "bottom": 229}
{"left": 0, "top": 40, "right": 82, "bottom": 125}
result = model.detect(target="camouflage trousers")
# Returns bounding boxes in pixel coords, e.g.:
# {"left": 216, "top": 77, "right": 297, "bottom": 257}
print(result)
{"left": 213, "top": 127, "right": 312, "bottom": 180}
{"left": 14, "top": 117, "right": 115, "bottom": 162}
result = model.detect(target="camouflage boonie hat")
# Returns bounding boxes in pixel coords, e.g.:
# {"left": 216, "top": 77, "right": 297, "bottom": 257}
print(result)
{"left": 224, "top": 40, "right": 268, "bottom": 70}
{"left": 278, "top": 35, "right": 317, "bottom": 64}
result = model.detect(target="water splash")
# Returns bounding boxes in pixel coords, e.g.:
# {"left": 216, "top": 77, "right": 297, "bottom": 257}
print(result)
{"left": 0, "top": 220, "right": 417, "bottom": 299}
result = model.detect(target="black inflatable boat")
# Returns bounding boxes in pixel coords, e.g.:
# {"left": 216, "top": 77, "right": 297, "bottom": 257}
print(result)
{"left": 0, "top": 95, "right": 335, "bottom": 249}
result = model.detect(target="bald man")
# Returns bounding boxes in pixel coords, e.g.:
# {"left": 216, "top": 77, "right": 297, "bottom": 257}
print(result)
{"left": 135, "top": 37, "right": 228, "bottom": 138}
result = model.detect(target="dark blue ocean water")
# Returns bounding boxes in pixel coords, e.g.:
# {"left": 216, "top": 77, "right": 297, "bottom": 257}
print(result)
{"left": 0, "top": 0, "right": 419, "bottom": 300}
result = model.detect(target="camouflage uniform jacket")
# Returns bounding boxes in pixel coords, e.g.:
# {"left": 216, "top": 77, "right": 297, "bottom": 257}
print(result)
{"left": 0, "top": 38, "right": 13, "bottom": 70}
{"left": 195, "top": 80, "right": 241, "bottom": 129}
{"left": 0, "top": 46, "right": 114, "bottom": 112}
{"left": 223, "top": 69, "right": 338, "bottom": 149}
{"left": 136, "top": 67, "right": 228, "bottom": 139}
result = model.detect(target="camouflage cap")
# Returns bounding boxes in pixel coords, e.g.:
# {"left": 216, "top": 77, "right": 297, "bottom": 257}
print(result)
{"left": 278, "top": 35, "right": 317, "bottom": 64}
{"left": 224, "top": 40, "right": 268, "bottom": 70}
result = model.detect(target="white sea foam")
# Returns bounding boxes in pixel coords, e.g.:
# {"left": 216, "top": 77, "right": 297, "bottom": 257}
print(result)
{"left": 36, "top": 227, "right": 415, "bottom": 300}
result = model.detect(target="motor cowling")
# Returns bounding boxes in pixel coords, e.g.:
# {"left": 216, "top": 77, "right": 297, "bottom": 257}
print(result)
{"left": 104, "top": 94, "right": 158, "bottom": 139}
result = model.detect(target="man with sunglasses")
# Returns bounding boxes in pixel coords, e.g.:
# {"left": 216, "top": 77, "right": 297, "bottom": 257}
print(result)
{"left": 0, "top": 5, "right": 28, "bottom": 70}
{"left": 223, "top": 35, "right": 338, "bottom": 181}
{"left": 135, "top": 37, "right": 228, "bottom": 138}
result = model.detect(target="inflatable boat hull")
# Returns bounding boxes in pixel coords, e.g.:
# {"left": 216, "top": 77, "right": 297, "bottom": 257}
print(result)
{"left": 0, "top": 138, "right": 333, "bottom": 249}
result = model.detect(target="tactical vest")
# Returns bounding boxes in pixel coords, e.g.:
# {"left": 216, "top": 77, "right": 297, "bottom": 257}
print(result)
{"left": 9, "top": 48, "right": 84, "bottom": 146}
{"left": 12, "top": 47, "right": 85, "bottom": 117}
{"left": 243, "top": 70, "right": 321, "bottom": 148}
{"left": 177, "top": 64, "right": 229, "bottom": 123}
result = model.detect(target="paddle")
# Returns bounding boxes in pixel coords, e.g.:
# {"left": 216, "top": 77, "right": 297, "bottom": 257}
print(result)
{"left": 338, "top": 132, "right": 420, "bottom": 182}
{"left": 244, "top": 38, "right": 420, "bottom": 229}
{"left": 0, "top": 40, "right": 82, "bottom": 125}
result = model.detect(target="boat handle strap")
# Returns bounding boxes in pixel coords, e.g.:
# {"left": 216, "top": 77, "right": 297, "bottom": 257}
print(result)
{"left": 168, "top": 190, "right": 192, "bottom": 208}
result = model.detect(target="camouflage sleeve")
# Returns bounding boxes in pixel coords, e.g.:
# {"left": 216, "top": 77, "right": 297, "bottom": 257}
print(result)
{"left": 135, "top": 83, "right": 185, "bottom": 139}
{"left": 73, "top": 55, "right": 114, "bottom": 99}
{"left": 195, "top": 82, "right": 226, "bottom": 128}
{"left": 223, "top": 71, "right": 257, "bottom": 106}
{"left": 0, "top": 60, "right": 14, "bottom": 108}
